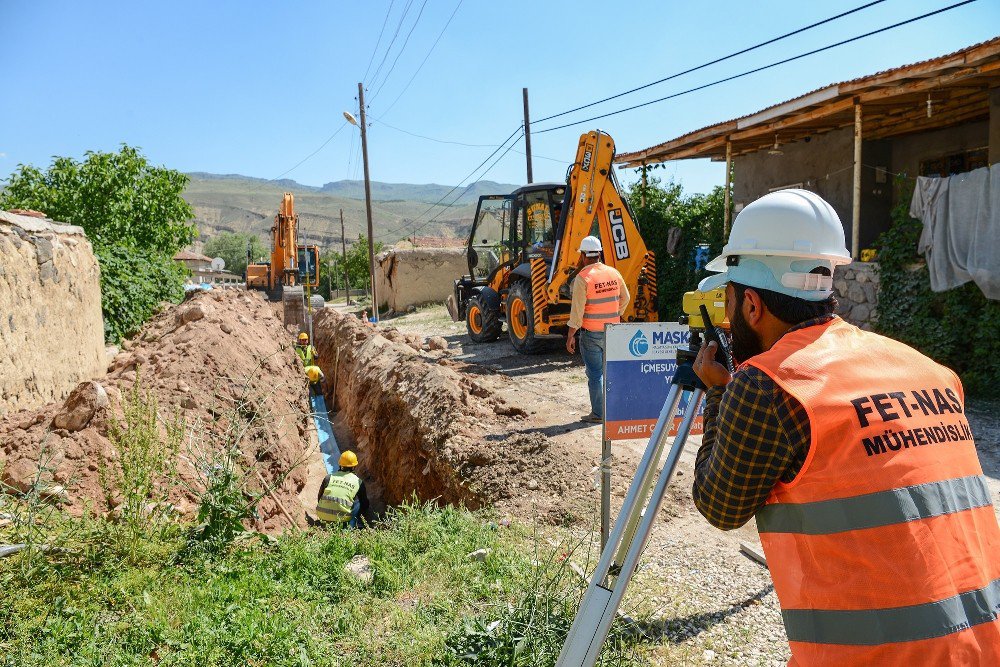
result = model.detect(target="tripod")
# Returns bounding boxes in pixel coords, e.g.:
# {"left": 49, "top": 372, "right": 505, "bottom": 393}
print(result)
{"left": 557, "top": 332, "right": 707, "bottom": 667}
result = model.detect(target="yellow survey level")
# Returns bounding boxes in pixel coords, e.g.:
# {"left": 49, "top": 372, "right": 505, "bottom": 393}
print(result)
{"left": 682, "top": 289, "right": 728, "bottom": 329}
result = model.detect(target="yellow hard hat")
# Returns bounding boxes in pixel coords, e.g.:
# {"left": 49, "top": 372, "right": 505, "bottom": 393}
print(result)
{"left": 305, "top": 365, "right": 322, "bottom": 382}
{"left": 298, "top": 332, "right": 309, "bottom": 342}
{"left": 339, "top": 450, "right": 358, "bottom": 468}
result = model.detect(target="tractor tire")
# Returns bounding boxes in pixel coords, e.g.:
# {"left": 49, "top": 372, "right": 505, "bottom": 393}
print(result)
{"left": 506, "top": 281, "right": 546, "bottom": 354}
{"left": 465, "top": 294, "right": 503, "bottom": 343}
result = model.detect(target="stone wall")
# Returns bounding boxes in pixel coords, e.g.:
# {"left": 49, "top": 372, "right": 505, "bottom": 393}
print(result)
{"left": 0, "top": 211, "right": 105, "bottom": 416}
{"left": 833, "top": 261, "right": 878, "bottom": 330}
{"left": 375, "top": 247, "right": 467, "bottom": 312}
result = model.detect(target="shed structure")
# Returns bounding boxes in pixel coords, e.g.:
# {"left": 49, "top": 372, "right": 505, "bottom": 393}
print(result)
{"left": 616, "top": 37, "right": 1000, "bottom": 258}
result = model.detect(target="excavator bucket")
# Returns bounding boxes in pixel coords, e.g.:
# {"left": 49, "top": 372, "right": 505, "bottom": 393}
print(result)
{"left": 283, "top": 286, "right": 305, "bottom": 328}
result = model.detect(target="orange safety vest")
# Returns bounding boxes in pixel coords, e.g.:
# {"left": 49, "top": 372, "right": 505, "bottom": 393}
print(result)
{"left": 578, "top": 263, "right": 622, "bottom": 332}
{"left": 747, "top": 318, "right": 1000, "bottom": 666}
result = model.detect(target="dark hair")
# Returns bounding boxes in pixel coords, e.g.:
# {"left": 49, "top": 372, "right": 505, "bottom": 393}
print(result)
{"left": 730, "top": 279, "right": 836, "bottom": 325}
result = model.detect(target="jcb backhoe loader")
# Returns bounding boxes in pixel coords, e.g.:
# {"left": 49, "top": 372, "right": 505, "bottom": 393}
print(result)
{"left": 246, "top": 192, "right": 321, "bottom": 326}
{"left": 447, "top": 130, "right": 657, "bottom": 353}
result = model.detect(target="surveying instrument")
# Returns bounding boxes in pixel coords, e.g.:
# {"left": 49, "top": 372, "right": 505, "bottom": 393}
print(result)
{"left": 557, "top": 289, "right": 732, "bottom": 667}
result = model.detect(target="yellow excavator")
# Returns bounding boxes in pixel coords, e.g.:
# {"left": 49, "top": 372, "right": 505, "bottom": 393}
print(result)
{"left": 447, "top": 130, "right": 657, "bottom": 353}
{"left": 246, "top": 192, "right": 320, "bottom": 325}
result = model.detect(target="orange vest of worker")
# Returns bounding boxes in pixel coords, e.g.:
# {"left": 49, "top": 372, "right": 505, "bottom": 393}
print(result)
{"left": 578, "top": 263, "right": 622, "bottom": 332}
{"left": 746, "top": 317, "right": 1000, "bottom": 666}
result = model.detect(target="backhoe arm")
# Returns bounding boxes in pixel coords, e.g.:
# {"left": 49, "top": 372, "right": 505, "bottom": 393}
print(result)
{"left": 547, "top": 131, "right": 656, "bottom": 322}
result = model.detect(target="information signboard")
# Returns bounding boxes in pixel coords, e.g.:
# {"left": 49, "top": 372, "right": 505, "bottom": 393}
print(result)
{"left": 604, "top": 322, "right": 704, "bottom": 440}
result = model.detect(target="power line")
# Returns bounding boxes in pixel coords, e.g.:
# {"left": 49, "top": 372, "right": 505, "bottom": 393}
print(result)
{"left": 534, "top": 0, "right": 979, "bottom": 135}
{"left": 376, "top": 0, "right": 464, "bottom": 118}
{"left": 361, "top": 0, "right": 396, "bottom": 84}
{"left": 377, "top": 125, "right": 522, "bottom": 239}
{"left": 370, "top": 0, "right": 431, "bottom": 102}
{"left": 534, "top": 0, "right": 888, "bottom": 125}
{"left": 400, "top": 134, "right": 524, "bottom": 239}
{"left": 373, "top": 118, "right": 567, "bottom": 163}
{"left": 367, "top": 0, "right": 415, "bottom": 88}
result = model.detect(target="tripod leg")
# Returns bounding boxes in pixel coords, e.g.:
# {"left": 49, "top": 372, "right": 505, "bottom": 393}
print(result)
{"left": 556, "top": 388, "right": 705, "bottom": 667}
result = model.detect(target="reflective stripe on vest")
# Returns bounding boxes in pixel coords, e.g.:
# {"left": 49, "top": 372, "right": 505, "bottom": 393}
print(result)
{"left": 295, "top": 345, "right": 316, "bottom": 366}
{"left": 316, "top": 471, "right": 360, "bottom": 523}
{"left": 747, "top": 318, "right": 1000, "bottom": 665}
{"left": 579, "top": 263, "right": 621, "bottom": 332}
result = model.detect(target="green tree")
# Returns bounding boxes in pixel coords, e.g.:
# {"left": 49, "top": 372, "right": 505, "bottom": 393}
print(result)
{"left": 316, "top": 236, "right": 385, "bottom": 300}
{"left": 625, "top": 174, "right": 727, "bottom": 321}
{"left": 0, "top": 145, "right": 197, "bottom": 342}
{"left": 203, "top": 231, "right": 266, "bottom": 277}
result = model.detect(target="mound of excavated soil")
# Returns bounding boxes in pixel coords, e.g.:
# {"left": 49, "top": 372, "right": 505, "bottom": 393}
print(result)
{"left": 0, "top": 289, "right": 313, "bottom": 531}
{"left": 312, "top": 309, "right": 592, "bottom": 520}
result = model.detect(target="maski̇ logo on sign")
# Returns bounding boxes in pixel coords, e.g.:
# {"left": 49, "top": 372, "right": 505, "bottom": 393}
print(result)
{"left": 610, "top": 208, "right": 629, "bottom": 260}
{"left": 628, "top": 330, "right": 649, "bottom": 357}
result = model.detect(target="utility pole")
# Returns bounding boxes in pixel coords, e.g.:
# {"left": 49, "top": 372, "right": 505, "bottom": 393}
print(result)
{"left": 340, "top": 208, "right": 351, "bottom": 305}
{"left": 358, "top": 82, "right": 379, "bottom": 322}
{"left": 522, "top": 87, "right": 533, "bottom": 184}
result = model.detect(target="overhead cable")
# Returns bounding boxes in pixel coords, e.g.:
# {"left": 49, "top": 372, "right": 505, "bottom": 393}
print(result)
{"left": 376, "top": 0, "right": 465, "bottom": 118}
{"left": 534, "top": 0, "right": 979, "bottom": 134}
{"left": 534, "top": 0, "right": 889, "bottom": 125}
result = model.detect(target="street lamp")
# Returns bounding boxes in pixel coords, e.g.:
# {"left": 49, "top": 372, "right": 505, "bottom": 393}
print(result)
{"left": 344, "top": 87, "right": 379, "bottom": 324}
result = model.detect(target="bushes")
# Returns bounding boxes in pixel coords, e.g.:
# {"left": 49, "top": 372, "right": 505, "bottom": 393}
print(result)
{"left": 0, "top": 145, "right": 196, "bottom": 343}
{"left": 94, "top": 245, "right": 187, "bottom": 343}
{"left": 875, "top": 177, "right": 1000, "bottom": 396}
{"left": 626, "top": 176, "right": 726, "bottom": 322}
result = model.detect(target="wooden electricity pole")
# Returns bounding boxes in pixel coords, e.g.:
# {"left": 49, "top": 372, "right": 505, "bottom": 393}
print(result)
{"left": 358, "top": 82, "right": 378, "bottom": 321}
{"left": 523, "top": 87, "right": 533, "bottom": 184}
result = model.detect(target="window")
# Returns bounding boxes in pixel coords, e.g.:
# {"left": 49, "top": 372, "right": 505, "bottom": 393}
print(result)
{"left": 920, "top": 148, "right": 988, "bottom": 177}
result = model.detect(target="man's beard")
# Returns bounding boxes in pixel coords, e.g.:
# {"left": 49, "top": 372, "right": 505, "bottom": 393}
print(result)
{"left": 730, "top": 305, "right": 764, "bottom": 365}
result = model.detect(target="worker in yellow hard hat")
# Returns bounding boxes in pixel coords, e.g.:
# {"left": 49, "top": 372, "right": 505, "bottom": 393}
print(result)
{"left": 316, "top": 450, "right": 368, "bottom": 528}
{"left": 305, "top": 364, "right": 325, "bottom": 396}
{"left": 295, "top": 332, "right": 319, "bottom": 367}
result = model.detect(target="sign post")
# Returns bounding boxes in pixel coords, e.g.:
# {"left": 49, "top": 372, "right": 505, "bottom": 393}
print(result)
{"left": 601, "top": 322, "right": 704, "bottom": 547}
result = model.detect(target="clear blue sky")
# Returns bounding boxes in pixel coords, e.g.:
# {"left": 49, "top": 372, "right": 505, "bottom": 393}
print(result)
{"left": 1, "top": 0, "right": 997, "bottom": 195}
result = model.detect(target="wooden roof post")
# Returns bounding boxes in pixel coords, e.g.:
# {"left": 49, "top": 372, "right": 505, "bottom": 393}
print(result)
{"left": 852, "top": 100, "right": 862, "bottom": 260}
{"left": 640, "top": 163, "right": 648, "bottom": 208}
{"left": 724, "top": 138, "right": 733, "bottom": 235}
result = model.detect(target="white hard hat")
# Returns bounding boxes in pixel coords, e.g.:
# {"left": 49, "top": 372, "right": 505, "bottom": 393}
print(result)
{"left": 699, "top": 189, "right": 852, "bottom": 301}
{"left": 578, "top": 236, "right": 602, "bottom": 255}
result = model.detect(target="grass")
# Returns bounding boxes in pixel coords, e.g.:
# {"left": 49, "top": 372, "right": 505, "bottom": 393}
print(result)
{"left": 0, "top": 502, "right": 651, "bottom": 667}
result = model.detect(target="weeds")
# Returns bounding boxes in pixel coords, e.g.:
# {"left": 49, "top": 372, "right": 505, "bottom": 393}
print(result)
{"left": 99, "top": 369, "right": 182, "bottom": 557}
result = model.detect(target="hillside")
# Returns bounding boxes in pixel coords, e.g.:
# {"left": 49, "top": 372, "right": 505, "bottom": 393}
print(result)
{"left": 183, "top": 173, "right": 520, "bottom": 246}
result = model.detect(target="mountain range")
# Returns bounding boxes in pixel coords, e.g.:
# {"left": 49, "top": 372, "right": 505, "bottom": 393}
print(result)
{"left": 183, "top": 172, "right": 520, "bottom": 248}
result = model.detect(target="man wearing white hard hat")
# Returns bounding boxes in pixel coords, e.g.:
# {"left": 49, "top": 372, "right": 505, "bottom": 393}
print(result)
{"left": 566, "top": 235, "right": 629, "bottom": 424}
{"left": 692, "top": 189, "right": 1000, "bottom": 665}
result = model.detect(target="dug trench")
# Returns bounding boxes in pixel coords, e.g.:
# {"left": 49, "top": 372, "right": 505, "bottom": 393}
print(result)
{"left": 310, "top": 308, "right": 598, "bottom": 522}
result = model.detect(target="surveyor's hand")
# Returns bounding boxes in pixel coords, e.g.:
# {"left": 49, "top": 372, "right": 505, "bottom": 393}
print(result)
{"left": 694, "top": 341, "right": 732, "bottom": 388}
{"left": 566, "top": 335, "right": 576, "bottom": 354}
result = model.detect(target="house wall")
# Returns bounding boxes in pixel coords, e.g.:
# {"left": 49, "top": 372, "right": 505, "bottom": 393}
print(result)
{"left": 989, "top": 87, "right": 1000, "bottom": 166}
{"left": 890, "top": 120, "right": 989, "bottom": 180}
{"left": 732, "top": 127, "right": 891, "bottom": 252}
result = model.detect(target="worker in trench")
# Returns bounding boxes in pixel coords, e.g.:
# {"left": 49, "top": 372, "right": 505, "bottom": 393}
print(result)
{"left": 295, "top": 332, "right": 319, "bottom": 367}
{"left": 566, "top": 235, "right": 629, "bottom": 424}
{"left": 691, "top": 189, "right": 1000, "bottom": 665}
{"left": 305, "top": 365, "right": 325, "bottom": 397}
{"left": 316, "top": 451, "right": 369, "bottom": 528}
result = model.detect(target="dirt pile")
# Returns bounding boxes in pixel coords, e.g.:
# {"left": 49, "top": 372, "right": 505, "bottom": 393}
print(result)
{"left": 312, "top": 309, "right": 592, "bottom": 518}
{"left": 0, "top": 289, "right": 313, "bottom": 531}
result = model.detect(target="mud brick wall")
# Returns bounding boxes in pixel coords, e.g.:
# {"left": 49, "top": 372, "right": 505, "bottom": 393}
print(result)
{"left": 0, "top": 211, "right": 105, "bottom": 415}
